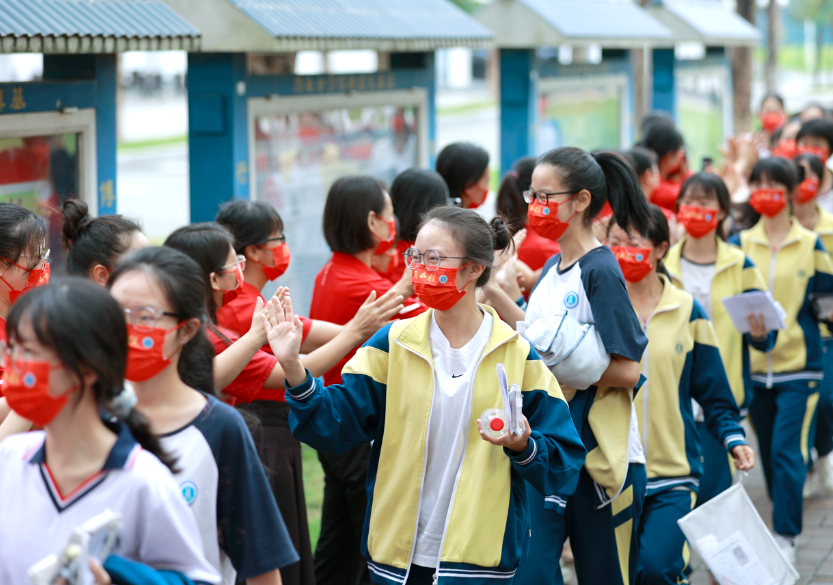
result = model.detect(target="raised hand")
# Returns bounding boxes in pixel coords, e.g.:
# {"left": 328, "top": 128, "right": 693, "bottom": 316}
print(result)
{"left": 347, "top": 289, "right": 404, "bottom": 340}
{"left": 262, "top": 294, "right": 304, "bottom": 367}
{"left": 247, "top": 296, "right": 267, "bottom": 345}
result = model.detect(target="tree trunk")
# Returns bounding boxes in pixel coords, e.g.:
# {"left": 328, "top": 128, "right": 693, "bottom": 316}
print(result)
{"left": 632, "top": 46, "right": 647, "bottom": 138}
{"left": 766, "top": 0, "right": 778, "bottom": 91}
{"left": 732, "top": 0, "right": 756, "bottom": 133}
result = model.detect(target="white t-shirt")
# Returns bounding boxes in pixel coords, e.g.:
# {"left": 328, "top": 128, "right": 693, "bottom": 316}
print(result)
{"left": 412, "top": 309, "right": 493, "bottom": 568}
{"left": 680, "top": 257, "right": 716, "bottom": 319}
{"left": 0, "top": 428, "right": 219, "bottom": 585}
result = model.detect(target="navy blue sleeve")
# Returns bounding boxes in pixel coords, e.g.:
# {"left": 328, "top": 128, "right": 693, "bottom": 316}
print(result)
{"left": 580, "top": 248, "right": 648, "bottom": 362}
{"left": 727, "top": 233, "right": 741, "bottom": 247}
{"left": 530, "top": 254, "right": 560, "bottom": 297}
{"left": 199, "top": 398, "right": 299, "bottom": 579}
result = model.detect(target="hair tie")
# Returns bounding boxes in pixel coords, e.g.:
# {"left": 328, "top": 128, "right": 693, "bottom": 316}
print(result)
{"left": 109, "top": 383, "right": 137, "bottom": 419}
{"left": 508, "top": 170, "right": 520, "bottom": 180}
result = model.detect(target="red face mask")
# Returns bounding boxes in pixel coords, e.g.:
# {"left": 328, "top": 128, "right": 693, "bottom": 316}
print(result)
{"left": 411, "top": 263, "right": 473, "bottom": 311}
{"left": 771, "top": 139, "right": 798, "bottom": 159}
{"left": 749, "top": 188, "right": 788, "bottom": 217}
{"left": 256, "top": 243, "right": 290, "bottom": 281}
{"left": 798, "top": 145, "right": 830, "bottom": 162}
{"left": 2, "top": 357, "right": 74, "bottom": 426}
{"left": 761, "top": 111, "right": 788, "bottom": 134}
{"left": 467, "top": 185, "right": 489, "bottom": 209}
{"left": 796, "top": 177, "right": 820, "bottom": 204}
{"left": 221, "top": 263, "right": 245, "bottom": 306}
{"left": 663, "top": 149, "right": 685, "bottom": 176}
{"left": 611, "top": 246, "right": 654, "bottom": 283}
{"left": 373, "top": 218, "right": 397, "bottom": 256}
{"left": 677, "top": 205, "right": 719, "bottom": 239}
{"left": 125, "top": 322, "right": 185, "bottom": 382}
{"left": 526, "top": 194, "right": 578, "bottom": 242}
{"left": 1, "top": 258, "right": 50, "bottom": 304}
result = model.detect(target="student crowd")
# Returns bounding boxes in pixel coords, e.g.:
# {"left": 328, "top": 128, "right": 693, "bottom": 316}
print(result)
{"left": 0, "top": 92, "right": 831, "bottom": 585}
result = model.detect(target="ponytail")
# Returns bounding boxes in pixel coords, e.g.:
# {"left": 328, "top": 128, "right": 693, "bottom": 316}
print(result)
{"left": 592, "top": 151, "right": 650, "bottom": 236}
{"left": 537, "top": 147, "right": 649, "bottom": 235}
{"left": 6, "top": 279, "right": 177, "bottom": 471}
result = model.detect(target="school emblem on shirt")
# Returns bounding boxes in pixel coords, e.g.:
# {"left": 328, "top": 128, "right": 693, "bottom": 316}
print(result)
{"left": 675, "top": 342, "right": 684, "bottom": 354}
{"left": 798, "top": 269, "right": 806, "bottom": 278}
{"left": 564, "top": 291, "right": 579, "bottom": 309}
{"left": 181, "top": 481, "right": 198, "bottom": 506}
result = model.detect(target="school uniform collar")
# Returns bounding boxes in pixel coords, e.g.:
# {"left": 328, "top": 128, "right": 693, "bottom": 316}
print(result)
{"left": 665, "top": 237, "right": 742, "bottom": 288}
{"left": 748, "top": 217, "right": 804, "bottom": 249}
{"left": 28, "top": 420, "right": 139, "bottom": 470}
{"left": 653, "top": 274, "right": 685, "bottom": 316}
{"left": 331, "top": 251, "right": 375, "bottom": 273}
{"left": 240, "top": 281, "right": 261, "bottom": 298}
{"left": 815, "top": 206, "right": 833, "bottom": 236}
{"left": 394, "top": 303, "right": 518, "bottom": 365}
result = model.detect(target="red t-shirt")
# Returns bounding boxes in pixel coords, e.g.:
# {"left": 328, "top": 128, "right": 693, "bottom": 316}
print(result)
{"left": 205, "top": 324, "right": 284, "bottom": 406}
{"left": 0, "top": 317, "right": 6, "bottom": 397}
{"left": 650, "top": 172, "right": 693, "bottom": 212}
{"left": 216, "top": 281, "right": 313, "bottom": 354}
{"left": 310, "top": 252, "right": 428, "bottom": 385}
{"left": 517, "top": 225, "right": 561, "bottom": 272}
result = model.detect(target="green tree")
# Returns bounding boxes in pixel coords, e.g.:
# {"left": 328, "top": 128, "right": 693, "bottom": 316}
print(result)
{"left": 447, "top": 0, "right": 482, "bottom": 14}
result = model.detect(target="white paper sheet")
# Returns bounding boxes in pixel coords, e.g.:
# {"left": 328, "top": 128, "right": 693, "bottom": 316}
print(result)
{"left": 721, "top": 291, "right": 786, "bottom": 333}
{"left": 702, "top": 530, "right": 775, "bottom": 585}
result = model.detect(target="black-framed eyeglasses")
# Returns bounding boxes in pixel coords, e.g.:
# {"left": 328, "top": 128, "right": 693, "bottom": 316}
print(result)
{"left": 260, "top": 235, "right": 287, "bottom": 246}
{"left": 123, "top": 306, "right": 180, "bottom": 332}
{"left": 523, "top": 190, "right": 573, "bottom": 205}
{"left": 404, "top": 248, "right": 470, "bottom": 271}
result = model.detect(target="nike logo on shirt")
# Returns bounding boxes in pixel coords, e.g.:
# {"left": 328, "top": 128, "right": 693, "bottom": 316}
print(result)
{"left": 452, "top": 374, "right": 464, "bottom": 378}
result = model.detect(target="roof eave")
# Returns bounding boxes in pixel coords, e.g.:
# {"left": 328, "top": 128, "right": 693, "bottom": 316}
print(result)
{"left": 0, "top": 34, "right": 202, "bottom": 53}
{"left": 647, "top": 5, "right": 760, "bottom": 47}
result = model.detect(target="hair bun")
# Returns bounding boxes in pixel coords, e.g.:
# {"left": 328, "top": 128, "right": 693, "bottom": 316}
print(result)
{"left": 489, "top": 215, "right": 513, "bottom": 253}
{"left": 61, "top": 199, "right": 92, "bottom": 249}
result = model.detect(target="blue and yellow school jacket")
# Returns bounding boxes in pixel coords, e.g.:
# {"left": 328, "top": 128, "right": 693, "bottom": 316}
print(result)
{"left": 811, "top": 206, "right": 833, "bottom": 341}
{"left": 285, "top": 305, "right": 586, "bottom": 585}
{"left": 634, "top": 275, "right": 747, "bottom": 496}
{"left": 729, "top": 218, "right": 833, "bottom": 387}
{"left": 665, "top": 237, "right": 776, "bottom": 414}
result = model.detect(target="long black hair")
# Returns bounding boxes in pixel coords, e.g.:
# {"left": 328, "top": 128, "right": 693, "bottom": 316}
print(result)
{"left": 418, "top": 207, "right": 513, "bottom": 287}
{"left": 322, "top": 175, "right": 387, "bottom": 254}
{"left": 640, "top": 120, "right": 684, "bottom": 160}
{"left": 215, "top": 199, "right": 283, "bottom": 256}
{"left": 390, "top": 168, "right": 449, "bottom": 243}
{"left": 496, "top": 157, "right": 536, "bottom": 233}
{"left": 7, "top": 278, "right": 176, "bottom": 470}
{"left": 435, "top": 142, "right": 490, "bottom": 199}
{"left": 108, "top": 247, "right": 215, "bottom": 396}
{"left": 0, "top": 203, "right": 46, "bottom": 270}
{"left": 750, "top": 156, "right": 798, "bottom": 193}
{"left": 536, "top": 147, "right": 650, "bottom": 234}
{"left": 62, "top": 199, "right": 142, "bottom": 276}
{"left": 795, "top": 153, "right": 825, "bottom": 184}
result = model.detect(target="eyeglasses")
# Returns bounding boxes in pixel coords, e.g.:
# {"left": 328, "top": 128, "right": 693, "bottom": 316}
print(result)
{"left": 404, "top": 248, "right": 470, "bottom": 271}
{"left": 260, "top": 235, "right": 287, "bottom": 245}
{"left": 123, "top": 306, "right": 180, "bottom": 332}
{"left": 219, "top": 254, "right": 246, "bottom": 274}
{"left": 0, "top": 340, "right": 59, "bottom": 373}
{"left": 18, "top": 248, "right": 50, "bottom": 263}
{"left": 523, "top": 190, "right": 574, "bottom": 205}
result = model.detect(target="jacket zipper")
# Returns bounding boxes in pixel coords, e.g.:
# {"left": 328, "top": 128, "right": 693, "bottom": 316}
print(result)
{"left": 767, "top": 248, "right": 778, "bottom": 388}
{"left": 432, "top": 340, "right": 512, "bottom": 582}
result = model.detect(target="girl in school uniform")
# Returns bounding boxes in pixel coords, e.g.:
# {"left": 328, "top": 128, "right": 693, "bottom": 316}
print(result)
{"left": 729, "top": 156, "right": 833, "bottom": 562}
{"left": 792, "top": 153, "right": 833, "bottom": 495}
{"left": 0, "top": 279, "right": 218, "bottom": 585}
{"left": 796, "top": 119, "right": 833, "bottom": 212}
{"left": 264, "top": 205, "right": 586, "bottom": 585}
{"left": 513, "top": 148, "right": 652, "bottom": 585}
{"left": 0, "top": 203, "right": 50, "bottom": 430}
{"left": 308, "top": 175, "right": 427, "bottom": 585}
{"left": 435, "top": 142, "right": 491, "bottom": 209}
{"left": 664, "top": 173, "right": 774, "bottom": 505}
{"left": 61, "top": 199, "right": 149, "bottom": 284}
{"left": 641, "top": 122, "right": 691, "bottom": 212}
{"left": 389, "top": 167, "right": 450, "bottom": 282}
{"left": 108, "top": 246, "right": 298, "bottom": 585}
{"left": 164, "top": 222, "right": 401, "bottom": 585}
{"left": 608, "top": 206, "right": 754, "bottom": 585}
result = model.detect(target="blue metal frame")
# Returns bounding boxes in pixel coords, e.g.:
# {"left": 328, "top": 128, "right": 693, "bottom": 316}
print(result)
{"left": 0, "top": 55, "right": 118, "bottom": 215}
{"left": 188, "top": 52, "right": 436, "bottom": 223}
{"left": 498, "top": 48, "right": 633, "bottom": 174}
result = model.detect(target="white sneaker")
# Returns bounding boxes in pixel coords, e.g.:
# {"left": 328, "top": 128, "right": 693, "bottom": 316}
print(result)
{"left": 818, "top": 454, "right": 833, "bottom": 494}
{"left": 774, "top": 534, "right": 796, "bottom": 566}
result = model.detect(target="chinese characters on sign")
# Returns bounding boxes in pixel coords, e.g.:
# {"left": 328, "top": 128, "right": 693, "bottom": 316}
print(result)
{"left": 292, "top": 73, "right": 397, "bottom": 95}
{"left": 0, "top": 86, "right": 27, "bottom": 112}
